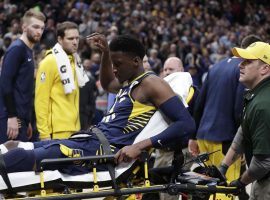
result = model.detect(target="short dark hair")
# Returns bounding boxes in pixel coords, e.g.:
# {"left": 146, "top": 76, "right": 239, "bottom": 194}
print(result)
{"left": 109, "top": 35, "right": 145, "bottom": 59}
{"left": 241, "top": 35, "right": 262, "bottom": 48}
{"left": 56, "top": 21, "right": 78, "bottom": 38}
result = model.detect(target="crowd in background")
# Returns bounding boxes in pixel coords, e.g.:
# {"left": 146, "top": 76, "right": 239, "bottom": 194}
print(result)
{"left": 0, "top": 0, "right": 270, "bottom": 127}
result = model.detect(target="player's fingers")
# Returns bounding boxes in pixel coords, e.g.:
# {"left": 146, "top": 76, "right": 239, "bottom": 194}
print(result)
{"left": 86, "top": 32, "right": 102, "bottom": 39}
{"left": 114, "top": 149, "right": 122, "bottom": 164}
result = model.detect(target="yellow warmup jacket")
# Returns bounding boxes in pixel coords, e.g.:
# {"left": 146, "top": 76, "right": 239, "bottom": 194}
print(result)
{"left": 35, "top": 51, "right": 80, "bottom": 139}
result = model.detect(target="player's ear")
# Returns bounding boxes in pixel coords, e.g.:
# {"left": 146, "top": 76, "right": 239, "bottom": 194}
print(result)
{"left": 22, "top": 23, "right": 27, "bottom": 32}
{"left": 133, "top": 56, "right": 140, "bottom": 67}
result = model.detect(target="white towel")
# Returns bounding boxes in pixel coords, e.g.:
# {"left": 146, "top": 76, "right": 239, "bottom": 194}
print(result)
{"left": 74, "top": 53, "right": 89, "bottom": 87}
{"left": 52, "top": 43, "right": 89, "bottom": 94}
{"left": 163, "top": 72, "right": 193, "bottom": 107}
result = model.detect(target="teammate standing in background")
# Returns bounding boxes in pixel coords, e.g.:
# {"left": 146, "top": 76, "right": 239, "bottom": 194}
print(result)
{"left": 0, "top": 9, "right": 45, "bottom": 143}
{"left": 35, "top": 21, "right": 88, "bottom": 140}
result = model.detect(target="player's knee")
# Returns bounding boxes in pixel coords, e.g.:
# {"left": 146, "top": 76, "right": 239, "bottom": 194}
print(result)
{"left": 3, "top": 148, "right": 35, "bottom": 173}
{"left": 4, "top": 140, "right": 20, "bottom": 150}
{"left": 0, "top": 141, "right": 20, "bottom": 154}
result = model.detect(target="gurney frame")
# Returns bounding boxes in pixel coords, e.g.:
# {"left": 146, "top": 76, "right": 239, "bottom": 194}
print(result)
{"left": 2, "top": 151, "right": 239, "bottom": 200}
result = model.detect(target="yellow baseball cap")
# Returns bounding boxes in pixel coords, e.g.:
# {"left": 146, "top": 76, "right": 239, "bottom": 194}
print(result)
{"left": 232, "top": 42, "right": 270, "bottom": 65}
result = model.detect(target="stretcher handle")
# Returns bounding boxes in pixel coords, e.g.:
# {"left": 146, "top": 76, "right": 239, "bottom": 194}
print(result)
{"left": 40, "top": 154, "right": 115, "bottom": 169}
{"left": 167, "top": 183, "right": 239, "bottom": 195}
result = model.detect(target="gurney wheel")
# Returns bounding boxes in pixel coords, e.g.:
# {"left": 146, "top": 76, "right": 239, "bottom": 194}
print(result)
{"left": 167, "top": 183, "right": 178, "bottom": 195}
{"left": 41, "top": 189, "right": 46, "bottom": 196}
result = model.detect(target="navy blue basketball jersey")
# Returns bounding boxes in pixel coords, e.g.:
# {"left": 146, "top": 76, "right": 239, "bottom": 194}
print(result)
{"left": 97, "top": 72, "right": 156, "bottom": 147}
{"left": 0, "top": 39, "right": 34, "bottom": 121}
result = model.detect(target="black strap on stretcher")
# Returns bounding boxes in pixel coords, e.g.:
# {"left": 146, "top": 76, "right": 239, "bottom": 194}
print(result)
{"left": 0, "top": 153, "right": 13, "bottom": 194}
{"left": 91, "top": 127, "right": 119, "bottom": 193}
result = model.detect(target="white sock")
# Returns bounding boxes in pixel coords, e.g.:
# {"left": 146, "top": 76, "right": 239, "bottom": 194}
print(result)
{"left": 18, "top": 142, "right": 34, "bottom": 150}
{"left": 0, "top": 144, "right": 8, "bottom": 154}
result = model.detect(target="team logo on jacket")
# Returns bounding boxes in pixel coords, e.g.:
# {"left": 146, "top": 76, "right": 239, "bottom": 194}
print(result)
{"left": 40, "top": 72, "right": 46, "bottom": 82}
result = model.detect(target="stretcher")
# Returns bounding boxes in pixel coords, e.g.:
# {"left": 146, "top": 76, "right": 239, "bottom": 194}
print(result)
{"left": 0, "top": 72, "right": 238, "bottom": 199}
{"left": 0, "top": 108, "right": 168, "bottom": 195}
{"left": 0, "top": 149, "right": 238, "bottom": 200}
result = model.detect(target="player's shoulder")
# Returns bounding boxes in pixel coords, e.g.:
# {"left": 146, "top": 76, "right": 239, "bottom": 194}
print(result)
{"left": 38, "top": 50, "right": 57, "bottom": 71}
{"left": 217, "top": 57, "right": 241, "bottom": 66}
{"left": 143, "top": 73, "right": 167, "bottom": 85}
{"left": 5, "top": 40, "right": 26, "bottom": 54}
{"left": 141, "top": 73, "right": 172, "bottom": 93}
{"left": 43, "top": 49, "right": 54, "bottom": 59}
{"left": 40, "top": 50, "right": 56, "bottom": 64}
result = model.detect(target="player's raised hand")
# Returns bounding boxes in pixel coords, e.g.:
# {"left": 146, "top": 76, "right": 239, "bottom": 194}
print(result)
{"left": 86, "top": 33, "right": 109, "bottom": 53}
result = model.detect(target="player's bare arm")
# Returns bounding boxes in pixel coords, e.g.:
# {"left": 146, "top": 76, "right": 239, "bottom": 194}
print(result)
{"left": 87, "top": 33, "right": 121, "bottom": 93}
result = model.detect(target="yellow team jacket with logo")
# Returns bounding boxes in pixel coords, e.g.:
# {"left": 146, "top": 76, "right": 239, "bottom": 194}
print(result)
{"left": 35, "top": 51, "right": 80, "bottom": 139}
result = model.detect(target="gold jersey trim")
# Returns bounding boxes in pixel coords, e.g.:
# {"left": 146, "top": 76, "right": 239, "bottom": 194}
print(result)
{"left": 123, "top": 101, "right": 156, "bottom": 134}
